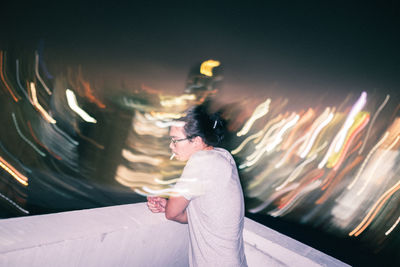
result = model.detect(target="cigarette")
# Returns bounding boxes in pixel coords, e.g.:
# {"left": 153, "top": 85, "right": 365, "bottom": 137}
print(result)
{"left": 170, "top": 153, "right": 176, "bottom": 160}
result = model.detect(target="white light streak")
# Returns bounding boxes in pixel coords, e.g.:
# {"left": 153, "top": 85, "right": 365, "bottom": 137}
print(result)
{"left": 12, "top": 113, "right": 46, "bottom": 157}
{"left": 142, "top": 186, "right": 189, "bottom": 195}
{"left": 275, "top": 153, "right": 317, "bottom": 191}
{"left": 334, "top": 92, "right": 367, "bottom": 153}
{"left": 359, "top": 94, "right": 390, "bottom": 154}
{"left": 66, "top": 89, "right": 97, "bottom": 123}
{"left": 35, "top": 51, "right": 52, "bottom": 95}
{"left": 299, "top": 109, "right": 334, "bottom": 158}
{"left": 237, "top": 99, "right": 271, "bottom": 137}
{"left": 275, "top": 134, "right": 309, "bottom": 168}
{"left": 347, "top": 132, "right": 389, "bottom": 189}
{"left": 385, "top": 215, "right": 400, "bottom": 236}
{"left": 0, "top": 192, "right": 29, "bottom": 214}
{"left": 357, "top": 135, "right": 400, "bottom": 195}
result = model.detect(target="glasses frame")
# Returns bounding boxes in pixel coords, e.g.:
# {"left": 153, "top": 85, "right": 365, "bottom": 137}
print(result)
{"left": 171, "top": 137, "right": 190, "bottom": 144}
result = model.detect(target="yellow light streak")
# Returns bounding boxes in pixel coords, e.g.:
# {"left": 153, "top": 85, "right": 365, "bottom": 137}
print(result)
{"left": 331, "top": 114, "right": 369, "bottom": 171}
{"left": 122, "top": 149, "right": 163, "bottom": 166}
{"left": 159, "top": 94, "right": 196, "bottom": 107}
{"left": 200, "top": 60, "right": 220, "bottom": 77}
{"left": 29, "top": 82, "right": 56, "bottom": 124}
{"left": 237, "top": 99, "right": 271, "bottom": 137}
{"left": 231, "top": 130, "right": 264, "bottom": 155}
{"left": 253, "top": 114, "right": 284, "bottom": 144}
{"left": 327, "top": 112, "right": 369, "bottom": 169}
{"left": 149, "top": 111, "right": 183, "bottom": 120}
{"left": 318, "top": 125, "right": 342, "bottom": 169}
{"left": 334, "top": 92, "right": 367, "bottom": 153}
{"left": 133, "top": 111, "right": 169, "bottom": 137}
{"left": 0, "top": 156, "right": 28, "bottom": 186}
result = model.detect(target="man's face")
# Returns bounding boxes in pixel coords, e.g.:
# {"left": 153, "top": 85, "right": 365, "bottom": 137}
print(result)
{"left": 169, "top": 125, "right": 198, "bottom": 161}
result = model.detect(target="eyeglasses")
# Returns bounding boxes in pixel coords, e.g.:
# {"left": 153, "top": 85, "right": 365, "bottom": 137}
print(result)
{"left": 171, "top": 137, "right": 189, "bottom": 144}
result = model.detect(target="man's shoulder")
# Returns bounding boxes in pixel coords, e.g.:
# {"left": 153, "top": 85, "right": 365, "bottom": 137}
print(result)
{"left": 191, "top": 148, "right": 235, "bottom": 166}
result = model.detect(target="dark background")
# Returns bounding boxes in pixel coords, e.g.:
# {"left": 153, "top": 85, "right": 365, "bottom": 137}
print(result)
{"left": 1, "top": 1, "right": 400, "bottom": 266}
{"left": 2, "top": 1, "right": 399, "bottom": 103}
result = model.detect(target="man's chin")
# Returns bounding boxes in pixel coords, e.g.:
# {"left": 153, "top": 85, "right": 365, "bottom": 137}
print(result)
{"left": 175, "top": 155, "right": 187, "bottom": 161}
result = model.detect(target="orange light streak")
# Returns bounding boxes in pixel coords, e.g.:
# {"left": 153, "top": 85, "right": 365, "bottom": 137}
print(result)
{"left": 0, "top": 51, "right": 20, "bottom": 102}
{"left": 316, "top": 155, "right": 363, "bottom": 204}
{"left": 349, "top": 180, "right": 400, "bottom": 237}
{"left": 77, "top": 67, "right": 106, "bottom": 108}
{"left": 320, "top": 169, "right": 338, "bottom": 191}
{"left": 278, "top": 169, "right": 325, "bottom": 210}
{"left": 27, "top": 121, "right": 62, "bottom": 160}
{"left": 0, "top": 156, "right": 28, "bottom": 186}
{"left": 73, "top": 124, "right": 104, "bottom": 149}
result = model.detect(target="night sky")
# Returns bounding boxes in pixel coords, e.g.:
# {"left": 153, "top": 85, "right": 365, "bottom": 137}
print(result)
{"left": 2, "top": 1, "right": 400, "bottom": 104}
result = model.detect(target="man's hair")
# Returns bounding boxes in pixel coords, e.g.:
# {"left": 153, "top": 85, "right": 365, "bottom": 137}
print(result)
{"left": 179, "top": 103, "right": 226, "bottom": 147}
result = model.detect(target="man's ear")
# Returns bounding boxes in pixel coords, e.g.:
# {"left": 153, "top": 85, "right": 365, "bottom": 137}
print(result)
{"left": 193, "top": 136, "right": 205, "bottom": 146}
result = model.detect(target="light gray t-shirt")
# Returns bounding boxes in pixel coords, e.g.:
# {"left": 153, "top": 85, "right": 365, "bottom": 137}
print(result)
{"left": 175, "top": 148, "right": 247, "bottom": 267}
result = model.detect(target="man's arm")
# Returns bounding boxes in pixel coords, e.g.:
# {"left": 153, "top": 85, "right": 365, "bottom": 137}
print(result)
{"left": 147, "top": 195, "right": 189, "bottom": 224}
{"left": 165, "top": 195, "right": 189, "bottom": 224}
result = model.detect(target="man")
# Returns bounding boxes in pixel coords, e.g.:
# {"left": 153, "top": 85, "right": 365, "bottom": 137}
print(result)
{"left": 147, "top": 105, "right": 247, "bottom": 266}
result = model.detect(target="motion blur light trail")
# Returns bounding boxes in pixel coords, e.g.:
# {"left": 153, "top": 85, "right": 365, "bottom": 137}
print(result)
{"left": 0, "top": 49, "right": 399, "bottom": 263}
{"left": 235, "top": 90, "right": 400, "bottom": 262}
{"left": 0, "top": 156, "right": 28, "bottom": 186}
{"left": 0, "top": 51, "right": 20, "bottom": 102}
{"left": 65, "top": 89, "right": 97, "bottom": 123}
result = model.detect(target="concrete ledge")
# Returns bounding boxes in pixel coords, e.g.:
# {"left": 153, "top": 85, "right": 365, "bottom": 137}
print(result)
{"left": 243, "top": 218, "right": 349, "bottom": 267}
{"left": 0, "top": 203, "right": 188, "bottom": 267}
{"left": 0, "top": 203, "right": 349, "bottom": 267}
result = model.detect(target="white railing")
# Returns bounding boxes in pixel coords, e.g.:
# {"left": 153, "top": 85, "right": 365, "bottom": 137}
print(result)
{"left": 0, "top": 203, "right": 349, "bottom": 267}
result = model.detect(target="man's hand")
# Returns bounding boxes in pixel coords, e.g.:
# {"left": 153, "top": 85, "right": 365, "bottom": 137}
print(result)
{"left": 147, "top": 196, "right": 167, "bottom": 213}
